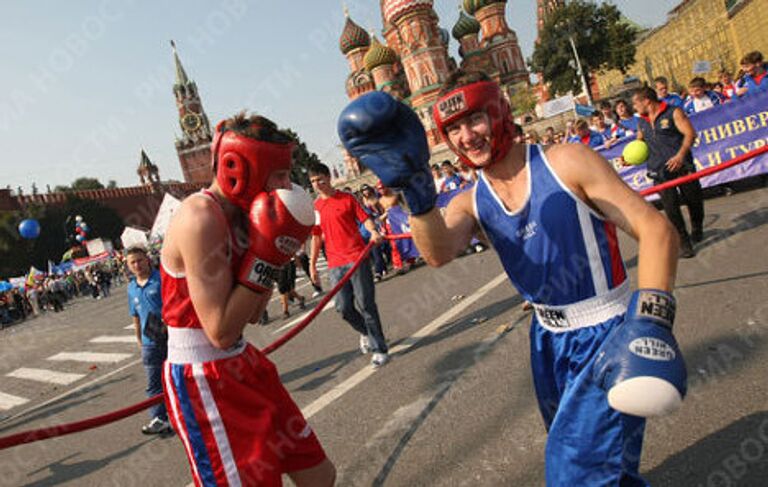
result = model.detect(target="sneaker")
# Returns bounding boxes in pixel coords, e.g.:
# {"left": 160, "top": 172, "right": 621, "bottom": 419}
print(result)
{"left": 282, "top": 310, "right": 290, "bottom": 320}
{"left": 371, "top": 352, "right": 389, "bottom": 368}
{"left": 374, "top": 273, "right": 382, "bottom": 282}
{"left": 312, "top": 290, "right": 323, "bottom": 299}
{"left": 359, "top": 335, "right": 372, "bottom": 354}
{"left": 142, "top": 417, "right": 171, "bottom": 435}
{"left": 474, "top": 244, "right": 485, "bottom": 253}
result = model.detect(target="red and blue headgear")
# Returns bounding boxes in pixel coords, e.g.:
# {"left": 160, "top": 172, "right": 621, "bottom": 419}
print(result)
{"left": 433, "top": 81, "right": 514, "bottom": 168}
{"left": 211, "top": 120, "right": 295, "bottom": 210}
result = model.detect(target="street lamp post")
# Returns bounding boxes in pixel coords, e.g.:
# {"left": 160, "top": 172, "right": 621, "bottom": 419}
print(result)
{"left": 568, "top": 34, "right": 593, "bottom": 107}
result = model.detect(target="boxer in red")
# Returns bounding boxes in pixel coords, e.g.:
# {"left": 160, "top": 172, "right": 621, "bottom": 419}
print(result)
{"left": 160, "top": 112, "right": 335, "bottom": 486}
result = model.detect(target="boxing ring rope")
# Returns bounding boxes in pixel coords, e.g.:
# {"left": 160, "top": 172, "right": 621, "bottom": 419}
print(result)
{"left": 0, "top": 240, "right": 378, "bottom": 450}
{"left": 1, "top": 145, "right": 766, "bottom": 450}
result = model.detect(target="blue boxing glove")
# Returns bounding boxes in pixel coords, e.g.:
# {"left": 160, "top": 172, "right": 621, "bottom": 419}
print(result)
{"left": 338, "top": 91, "right": 436, "bottom": 215}
{"left": 593, "top": 289, "right": 687, "bottom": 417}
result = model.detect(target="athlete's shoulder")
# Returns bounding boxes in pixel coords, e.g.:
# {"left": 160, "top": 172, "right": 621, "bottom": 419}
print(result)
{"left": 542, "top": 141, "right": 592, "bottom": 164}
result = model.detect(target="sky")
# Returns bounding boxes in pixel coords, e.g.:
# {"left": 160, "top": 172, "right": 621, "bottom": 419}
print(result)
{"left": 0, "top": 0, "right": 680, "bottom": 192}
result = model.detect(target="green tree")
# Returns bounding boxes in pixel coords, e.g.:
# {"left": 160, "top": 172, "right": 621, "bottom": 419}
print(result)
{"left": 107, "top": 180, "right": 118, "bottom": 189}
{"left": 530, "top": 1, "right": 639, "bottom": 98}
{"left": 284, "top": 129, "right": 321, "bottom": 190}
{"left": 508, "top": 83, "right": 539, "bottom": 117}
{"left": 71, "top": 177, "right": 105, "bottom": 190}
{"left": 0, "top": 197, "right": 124, "bottom": 277}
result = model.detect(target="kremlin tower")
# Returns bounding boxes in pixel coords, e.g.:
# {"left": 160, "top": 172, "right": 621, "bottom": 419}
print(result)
{"left": 171, "top": 41, "right": 214, "bottom": 184}
{"left": 339, "top": 1, "right": 531, "bottom": 168}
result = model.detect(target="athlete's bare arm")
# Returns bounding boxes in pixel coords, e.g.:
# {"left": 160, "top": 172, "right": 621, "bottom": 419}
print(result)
{"left": 546, "top": 143, "right": 679, "bottom": 291}
{"left": 164, "top": 197, "right": 271, "bottom": 349}
{"left": 409, "top": 191, "right": 478, "bottom": 267}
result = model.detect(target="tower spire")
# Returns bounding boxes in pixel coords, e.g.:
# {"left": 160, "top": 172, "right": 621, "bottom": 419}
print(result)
{"left": 170, "top": 40, "right": 189, "bottom": 86}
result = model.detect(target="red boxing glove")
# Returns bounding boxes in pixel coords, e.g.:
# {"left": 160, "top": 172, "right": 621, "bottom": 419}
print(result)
{"left": 238, "top": 183, "right": 316, "bottom": 292}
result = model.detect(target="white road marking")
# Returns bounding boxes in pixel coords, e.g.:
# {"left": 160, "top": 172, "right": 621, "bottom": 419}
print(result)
{"left": 124, "top": 323, "right": 135, "bottom": 330}
{"left": 6, "top": 368, "right": 85, "bottom": 385}
{"left": 47, "top": 352, "right": 133, "bottom": 363}
{"left": 90, "top": 336, "right": 137, "bottom": 344}
{"left": 0, "top": 358, "right": 142, "bottom": 424}
{"left": 302, "top": 273, "right": 508, "bottom": 419}
{"left": 0, "top": 392, "right": 29, "bottom": 410}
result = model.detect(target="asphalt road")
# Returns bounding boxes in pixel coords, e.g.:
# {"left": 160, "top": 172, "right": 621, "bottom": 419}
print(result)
{"left": 0, "top": 185, "right": 766, "bottom": 487}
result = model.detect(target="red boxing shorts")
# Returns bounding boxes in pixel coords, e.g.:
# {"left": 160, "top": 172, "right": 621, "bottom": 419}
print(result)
{"left": 163, "top": 335, "right": 326, "bottom": 487}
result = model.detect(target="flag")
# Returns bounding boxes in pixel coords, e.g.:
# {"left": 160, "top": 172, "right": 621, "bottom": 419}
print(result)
{"left": 26, "top": 266, "right": 42, "bottom": 287}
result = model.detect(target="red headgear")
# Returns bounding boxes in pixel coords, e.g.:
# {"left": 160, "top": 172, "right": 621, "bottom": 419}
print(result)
{"left": 433, "top": 81, "right": 514, "bottom": 168}
{"left": 211, "top": 120, "right": 295, "bottom": 210}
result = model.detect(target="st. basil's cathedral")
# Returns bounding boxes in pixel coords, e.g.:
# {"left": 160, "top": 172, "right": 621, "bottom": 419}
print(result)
{"left": 339, "top": 0, "right": 529, "bottom": 177}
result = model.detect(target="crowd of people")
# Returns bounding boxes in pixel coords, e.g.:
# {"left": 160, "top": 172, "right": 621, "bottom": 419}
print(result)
{"left": 0, "top": 259, "right": 124, "bottom": 328}
{"left": 525, "top": 50, "right": 767, "bottom": 150}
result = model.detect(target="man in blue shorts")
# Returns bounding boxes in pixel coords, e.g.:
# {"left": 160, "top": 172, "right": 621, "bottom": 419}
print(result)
{"left": 338, "top": 70, "right": 688, "bottom": 486}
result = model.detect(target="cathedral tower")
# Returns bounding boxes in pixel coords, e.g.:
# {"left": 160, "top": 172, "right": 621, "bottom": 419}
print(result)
{"left": 340, "top": 9, "right": 375, "bottom": 100}
{"left": 464, "top": 0, "right": 528, "bottom": 86}
{"left": 380, "top": 0, "right": 453, "bottom": 147}
{"left": 171, "top": 41, "right": 213, "bottom": 184}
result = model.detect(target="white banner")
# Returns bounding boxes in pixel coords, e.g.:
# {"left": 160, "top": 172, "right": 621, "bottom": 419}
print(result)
{"left": 541, "top": 95, "right": 575, "bottom": 119}
{"left": 150, "top": 193, "right": 183, "bottom": 239}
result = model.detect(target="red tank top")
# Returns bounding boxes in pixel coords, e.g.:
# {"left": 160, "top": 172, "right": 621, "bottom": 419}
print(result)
{"left": 161, "top": 190, "right": 245, "bottom": 329}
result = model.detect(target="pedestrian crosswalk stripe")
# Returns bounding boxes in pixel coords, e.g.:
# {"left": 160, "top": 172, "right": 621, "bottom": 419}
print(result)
{"left": 0, "top": 392, "right": 29, "bottom": 410}
{"left": 47, "top": 352, "right": 133, "bottom": 363}
{"left": 124, "top": 323, "right": 135, "bottom": 330}
{"left": 6, "top": 368, "right": 86, "bottom": 385}
{"left": 90, "top": 336, "right": 137, "bottom": 344}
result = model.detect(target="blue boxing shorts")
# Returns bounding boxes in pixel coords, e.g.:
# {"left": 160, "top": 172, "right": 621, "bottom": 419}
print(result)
{"left": 530, "top": 283, "right": 647, "bottom": 487}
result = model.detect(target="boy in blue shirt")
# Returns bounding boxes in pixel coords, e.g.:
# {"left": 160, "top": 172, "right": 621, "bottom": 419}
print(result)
{"left": 654, "top": 76, "right": 684, "bottom": 108}
{"left": 126, "top": 246, "right": 170, "bottom": 435}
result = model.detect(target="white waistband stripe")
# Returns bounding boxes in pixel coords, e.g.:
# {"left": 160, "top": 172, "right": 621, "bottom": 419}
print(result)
{"left": 533, "top": 281, "right": 630, "bottom": 332}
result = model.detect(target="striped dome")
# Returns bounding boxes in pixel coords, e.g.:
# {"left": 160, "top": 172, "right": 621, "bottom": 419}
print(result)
{"left": 439, "top": 27, "right": 450, "bottom": 46}
{"left": 463, "top": 0, "right": 506, "bottom": 16}
{"left": 382, "top": 0, "right": 433, "bottom": 25}
{"left": 339, "top": 15, "right": 370, "bottom": 54}
{"left": 364, "top": 37, "right": 398, "bottom": 71}
{"left": 452, "top": 10, "right": 480, "bottom": 40}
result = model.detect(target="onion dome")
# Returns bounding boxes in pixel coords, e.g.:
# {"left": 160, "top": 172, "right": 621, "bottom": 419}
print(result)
{"left": 463, "top": 0, "right": 506, "bottom": 16}
{"left": 382, "top": 0, "right": 433, "bottom": 25}
{"left": 339, "top": 12, "right": 370, "bottom": 54}
{"left": 364, "top": 37, "right": 398, "bottom": 72}
{"left": 439, "top": 27, "right": 450, "bottom": 46}
{"left": 452, "top": 9, "right": 480, "bottom": 40}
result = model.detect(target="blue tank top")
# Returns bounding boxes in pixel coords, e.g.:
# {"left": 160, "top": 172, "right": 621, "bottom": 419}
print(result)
{"left": 474, "top": 145, "right": 627, "bottom": 306}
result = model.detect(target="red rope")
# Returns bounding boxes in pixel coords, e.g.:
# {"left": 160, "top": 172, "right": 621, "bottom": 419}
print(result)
{"left": 639, "top": 145, "right": 768, "bottom": 196}
{"left": 0, "top": 242, "right": 378, "bottom": 450}
{"left": 261, "top": 241, "right": 374, "bottom": 355}
{"left": 2, "top": 146, "right": 765, "bottom": 450}
{"left": 0, "top": 396, "right": 162, "bottom": 450}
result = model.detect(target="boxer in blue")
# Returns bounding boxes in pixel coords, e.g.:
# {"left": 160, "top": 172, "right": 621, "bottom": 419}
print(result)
{"left": 338, "top": 70, "right": 688, "bottom": 486}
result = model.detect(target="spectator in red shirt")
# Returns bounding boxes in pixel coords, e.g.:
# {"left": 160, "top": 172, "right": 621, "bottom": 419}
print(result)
{"left": 309, "top": 163, "right": 390, "bottom": 367}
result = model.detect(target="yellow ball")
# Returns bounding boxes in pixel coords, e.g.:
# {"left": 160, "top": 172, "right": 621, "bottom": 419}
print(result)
{"left": 622, "top": 140, "right": 650, "bottom": 166}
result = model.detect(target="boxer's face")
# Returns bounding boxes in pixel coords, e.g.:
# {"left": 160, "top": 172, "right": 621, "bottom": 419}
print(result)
{"left": 445, "top": 111, "right": 493, "bottom": 167}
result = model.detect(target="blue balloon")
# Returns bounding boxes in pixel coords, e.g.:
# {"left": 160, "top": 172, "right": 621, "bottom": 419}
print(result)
{"left": 76, "top": 234, "right": 85, "bottom": 242}
{"left": 18, "top": 219, "right": 41, "bottom": 239}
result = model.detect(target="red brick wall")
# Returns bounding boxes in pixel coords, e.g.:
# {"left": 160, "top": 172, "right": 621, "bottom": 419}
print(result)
{"left": 0, "top": 183, "right": 205, "bottom": 229}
